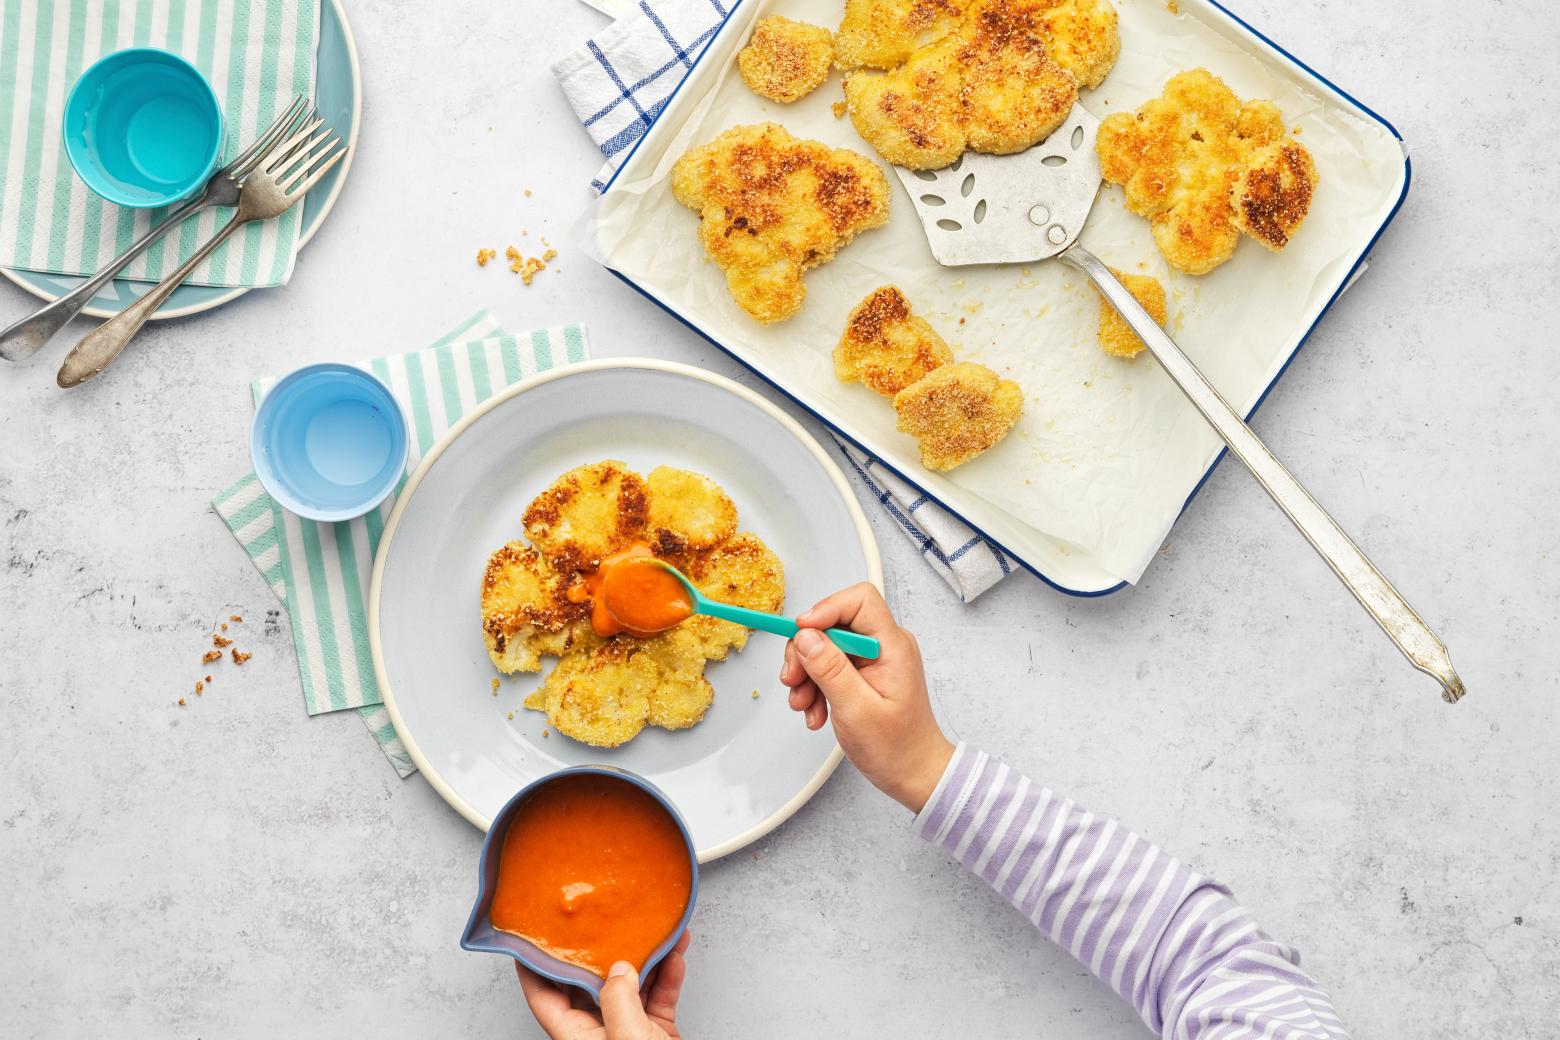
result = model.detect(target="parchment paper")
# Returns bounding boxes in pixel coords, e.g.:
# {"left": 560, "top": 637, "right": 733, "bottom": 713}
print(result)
{"left": 590, "top": 0, "right": 1406, "bottom": 586}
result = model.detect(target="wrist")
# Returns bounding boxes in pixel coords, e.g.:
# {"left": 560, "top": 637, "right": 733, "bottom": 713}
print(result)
{"left": 888, "top": 733, "right": 955, "bottom": 814}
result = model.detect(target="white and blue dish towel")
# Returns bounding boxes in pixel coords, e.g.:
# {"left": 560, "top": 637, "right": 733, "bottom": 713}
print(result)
{"left": 553, "top": 0, "right": 1017, "bottom": 602}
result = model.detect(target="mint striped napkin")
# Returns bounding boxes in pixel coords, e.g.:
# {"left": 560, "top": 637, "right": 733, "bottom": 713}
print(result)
{"left": 0, "top": 0, "right": 319, "bottom": 287}
{"left": 212, "top": 311, "right": 591, "bottom": 776}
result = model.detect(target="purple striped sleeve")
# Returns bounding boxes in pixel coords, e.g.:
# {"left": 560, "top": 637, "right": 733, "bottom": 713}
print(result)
{"left": 914, "top": 745, "right": 1351, "bottom": 1039}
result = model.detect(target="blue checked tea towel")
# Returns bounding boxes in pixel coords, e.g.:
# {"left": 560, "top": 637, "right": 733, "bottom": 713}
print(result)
{"left": 553, "top": 0, "right": 1016, "bottom": 601}
{"left": 213, "top": 311, "right": 590, "bottom": 775}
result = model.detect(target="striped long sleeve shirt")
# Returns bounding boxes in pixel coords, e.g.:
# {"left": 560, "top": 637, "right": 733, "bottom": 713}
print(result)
{"left": 915, "top": 745, "right": 1348, "bottom": 1039}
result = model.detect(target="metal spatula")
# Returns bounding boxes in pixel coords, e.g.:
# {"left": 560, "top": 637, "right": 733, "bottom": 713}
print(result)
{"left": 896, "top": 107, "right": 1465, "bottom": 704}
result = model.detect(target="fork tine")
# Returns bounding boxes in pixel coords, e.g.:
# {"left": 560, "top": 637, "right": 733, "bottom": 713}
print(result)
{"left": 282, "top": 145, "right": 347, "bottom": 197}
{"left": 263, "top": 114, "right": 324, "bottom": 172}
{"left": 270, "top": 130, "right": 332, "bottom": 180}
{"left": 279, "top": 140, "right": 343, "bottom": 192}
{"left": 226, "top": 95, "right": 308, "bottom": 177}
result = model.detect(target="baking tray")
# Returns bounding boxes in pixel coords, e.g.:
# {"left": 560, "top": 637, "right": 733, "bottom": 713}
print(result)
{"left": 590, "top": 0, "right": 1410, "bottom": 594}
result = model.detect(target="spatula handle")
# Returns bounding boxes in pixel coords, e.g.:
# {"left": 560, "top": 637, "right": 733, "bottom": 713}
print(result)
{"left": 1059, "top": 243, "right": 1464, "bottom": 703}
{"left": 697, "top": 600, "right": 881, "bottom": 660}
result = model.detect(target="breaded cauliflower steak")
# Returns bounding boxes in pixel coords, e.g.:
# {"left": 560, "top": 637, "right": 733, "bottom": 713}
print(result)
{"left": 491, "top": 461, "right": 788, "bottom": 745}
{"left": 738, "top": 16, "right": 834, "bottom": 103}
{"left": 840, "top": 0, "right": 1118, "bottom": 169}
{"left": 893, "top": 361, "right": 1023, "bottom": 471}
{"left": 672, "top": 123, "right": 890, "bottom": 323}
{"left": 1096, "top": 68, "right": 1317, "bottom": 275}
{"left": 834, "top": 285, "right": 953, "bottom": 397}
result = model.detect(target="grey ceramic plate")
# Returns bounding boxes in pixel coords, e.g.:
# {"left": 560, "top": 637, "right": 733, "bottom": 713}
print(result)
{"left": 370, "top": 360, "right": 882, "bottom": 862}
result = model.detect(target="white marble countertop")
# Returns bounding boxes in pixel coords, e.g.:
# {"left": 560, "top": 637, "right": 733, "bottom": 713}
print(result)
{"left": 2, "top": 1, "right": 1555, "bottom": 1036}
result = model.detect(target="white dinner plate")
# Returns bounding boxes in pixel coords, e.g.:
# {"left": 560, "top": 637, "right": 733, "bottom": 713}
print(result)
{"left": 371, "top": 360, "right": 882, "bottom": 861}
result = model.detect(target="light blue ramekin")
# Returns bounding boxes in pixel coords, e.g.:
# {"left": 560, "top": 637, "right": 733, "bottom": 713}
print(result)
{"left": 460, "top": 766, "right": 700, "bottom": 1005}
{"left": 250, "top": 363, "right": 409, "bottom": 523}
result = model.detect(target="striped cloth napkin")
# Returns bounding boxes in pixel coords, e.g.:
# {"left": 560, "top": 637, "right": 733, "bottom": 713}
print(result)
{"left": 553, "top": 0, "right": 1018, "bottom": 601}
{"left": 213, "top": 311, "right": 590, "bottom": 775}
{"left": 0, "top": 0, "right": 318, "bottom": 288}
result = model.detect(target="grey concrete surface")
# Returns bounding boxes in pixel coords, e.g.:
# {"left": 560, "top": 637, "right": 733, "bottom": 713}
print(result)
{"left": 2, "top": 1, "right": 1556, "bottom": 1037}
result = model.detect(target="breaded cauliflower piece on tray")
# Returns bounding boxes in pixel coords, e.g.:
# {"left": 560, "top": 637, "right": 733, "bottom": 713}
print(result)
{"left": 893, "top": 361, "right": 1024, "bottom": 471}
{"left": 1095, "top": 268, "right": 1168, "bottom": 358}
{"left": 671, "top": 123, "right": 890, "bottom": 323}
{"left": 1096, "top": 68, "right": 1317, "bottom": 275}
{"left": 834, "top": 285, "right": 953, "bottom": 398}
{"left": 840, "top": 0, "right": 1118, "bottom": 170}
{"left": 835, "top": 0, "right": 972, "bottom": 71}
{"left": 521, "top": 460, "right": 648, "bottom": 573}
{"left": 738, "top": 16, "right": 834, "bottom": 103}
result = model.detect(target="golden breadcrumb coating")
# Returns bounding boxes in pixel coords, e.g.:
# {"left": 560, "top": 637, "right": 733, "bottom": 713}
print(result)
{"left": 641, "top": 626, "right": 717, "bottom": 729}
{"left": 738, "top": 16, "right": 834, "bottom": 103}
{"left": 644, "top": 466, "right": 738, "bottom": 555}
{"left": 840, "top": 0, "right": 1118, "bottom": 169}
{"left": 1096, "top": 268, "right": 1167, "bottom": 358}
{"left": 834, "top": 285, "right": 953, "bottom": 397}
{"left": 492, "top": 461, "right": 786, "bottom": 745}
{"left": 1096, "top": 68, "right": 1317, "bottom": 274}
{"left": 480, "top": 542, "right": 587, "bottom": 673}
{"left": 535, "top": 640, "right": 656, "bottom": 747}
{"left": 893, "top": 361, "right": 1023, "bottom": 470}
{"left": 835, "top": 0, "right": 971, "bottom": 70}
{"left": 672, "top": 123, "right": 890, "bottom": 323}
{"left": 521, "top": 460, "right": 648, "bottom": 572}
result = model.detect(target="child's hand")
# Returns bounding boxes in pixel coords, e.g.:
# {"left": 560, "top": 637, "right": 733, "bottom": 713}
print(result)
{"left": 780, "top": 583, "right": 954, "bottom": 813}
{"left": 517, "top": 931, "right": 689, "bottom": 1040}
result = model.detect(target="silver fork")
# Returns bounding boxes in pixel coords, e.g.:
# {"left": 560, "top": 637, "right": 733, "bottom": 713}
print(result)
{"left": 0, "top": 95, "right": 309, "bottom": 363}
{"left": 57, "top": 112, "right": 348, "bottom": 388}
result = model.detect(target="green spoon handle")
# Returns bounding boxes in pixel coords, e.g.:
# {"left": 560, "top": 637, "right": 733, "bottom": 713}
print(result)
{"left": 695, "top": 600, "right": 881, "bottom": 660}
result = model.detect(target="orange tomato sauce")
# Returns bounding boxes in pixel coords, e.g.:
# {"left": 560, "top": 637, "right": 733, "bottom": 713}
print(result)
{"left": 568, "top": 543, "right": 693, "bottom": 638}
{"left": 491, "top": 773, "right": 693, "bottom": 979}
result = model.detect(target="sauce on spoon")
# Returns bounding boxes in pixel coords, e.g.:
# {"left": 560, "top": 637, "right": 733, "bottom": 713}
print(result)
{"left": 567, "top": 543, "right": 694, "bottom": 638}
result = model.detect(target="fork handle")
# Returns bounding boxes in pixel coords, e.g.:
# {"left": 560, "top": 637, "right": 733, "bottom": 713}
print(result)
{"left": 1058, "top": 243, "right": 1465, "bottom": 704}
{"left": 0, "top": 194, "right": 210, "bottom": 363}
{"left": 57, "top": 212, "right": 246, "bottom": 388}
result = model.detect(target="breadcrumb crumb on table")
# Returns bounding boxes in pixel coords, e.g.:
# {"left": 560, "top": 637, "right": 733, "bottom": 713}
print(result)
{"left": 519, "top": 257, "right": 545, "bottom": 284}
{"left": 1096, "top": 268, "right": 1168, "bottom": 358}
{"left": 213, "top": 633, "right": 232, "bottom": 648}
{"left": 231, "top": 648, "right": 252, "bottom": 665}
{"left": 738, "top": 16, "right": 834, "bottom": 103}
{"left": 476, "top": 248, "right": 496, "bottom": 267}
{"left": 230, "top": 615, "right": 243, "bottom": 623}
{"left": 178, "top": 698, "right": 186, "bottom": 707}
{"left": 202, "top": 650, "right": 222, "bottom": 664}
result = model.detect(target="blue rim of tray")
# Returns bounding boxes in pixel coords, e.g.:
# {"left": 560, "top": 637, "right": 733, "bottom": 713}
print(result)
{"left": 598, "top": 0, "right": 1413, "bottom": 598}
{"left": 0, "top": 0, "right": 360, "bottom": 321}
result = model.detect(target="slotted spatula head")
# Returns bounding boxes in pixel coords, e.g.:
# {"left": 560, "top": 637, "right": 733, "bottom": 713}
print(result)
{"left": 894, "top": 106, "right": 1103, "bottom": 267}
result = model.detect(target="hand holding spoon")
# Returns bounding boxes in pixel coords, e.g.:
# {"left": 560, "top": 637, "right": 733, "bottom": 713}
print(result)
{"left": 591, "top": 551, "right": 881, "bottom": 659}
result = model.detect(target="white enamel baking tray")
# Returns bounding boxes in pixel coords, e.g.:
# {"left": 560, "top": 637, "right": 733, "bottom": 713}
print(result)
{"left": 591, "top": 0, "right": 1411, "bottom": 594}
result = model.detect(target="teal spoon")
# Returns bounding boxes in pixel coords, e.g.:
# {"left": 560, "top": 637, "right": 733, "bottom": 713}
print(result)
{"left": 653, "top": 561, "right": 881, "bottom": 659}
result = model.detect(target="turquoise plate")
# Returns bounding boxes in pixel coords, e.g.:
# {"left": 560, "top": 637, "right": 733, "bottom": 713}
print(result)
{"left": 0, "top": 0, "right": 360, "bottom": 320}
